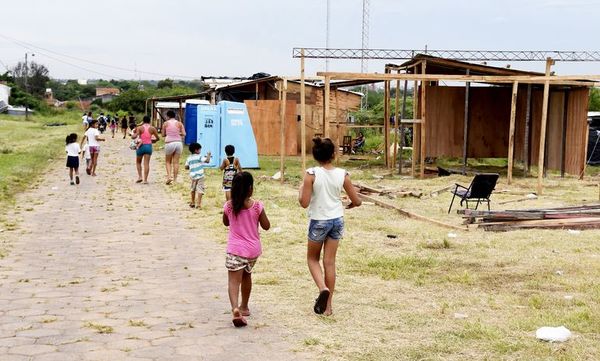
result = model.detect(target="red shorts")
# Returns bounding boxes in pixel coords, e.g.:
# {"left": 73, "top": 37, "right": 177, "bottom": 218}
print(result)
{"left": 89, "top": 146, "right": 100, "bottom": 154}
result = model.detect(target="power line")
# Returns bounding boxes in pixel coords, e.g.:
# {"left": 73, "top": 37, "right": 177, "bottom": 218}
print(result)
{"left": 0, "top": 33, "right": 202, "bottom": 79}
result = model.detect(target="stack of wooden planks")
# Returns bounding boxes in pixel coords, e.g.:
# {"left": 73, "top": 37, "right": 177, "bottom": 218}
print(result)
{"left": 459, "top": 204, "right": 600, "bottom": 231}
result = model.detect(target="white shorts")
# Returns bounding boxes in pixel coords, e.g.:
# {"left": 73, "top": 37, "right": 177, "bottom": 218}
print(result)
{"left": 164, "top": 141, "right": 183, "bottom": 156}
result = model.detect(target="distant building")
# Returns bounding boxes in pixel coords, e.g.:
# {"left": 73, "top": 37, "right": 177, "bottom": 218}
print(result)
{"left": 95, "top": 87, "right": 120, "bottom": 97}
{"left": 77, "top": 79, "right": 88, "bottom": 85}
{"left": 0, "top": 83, "right": 10, "bottom": 106}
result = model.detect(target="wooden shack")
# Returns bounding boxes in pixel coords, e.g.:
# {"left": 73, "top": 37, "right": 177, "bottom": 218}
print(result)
{"left": 393, "top": 55, "right": 591, "bottom": 176}
{"left": 213, "top": 76, "right": 362, "bottom": 155}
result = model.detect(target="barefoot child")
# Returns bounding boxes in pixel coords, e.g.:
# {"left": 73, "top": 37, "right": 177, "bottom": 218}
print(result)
{"left": 223, "top": 171, "right": 270, "bottom": 327}
{"left": 80, "top": 120, "right": 105, "bottom": 176}
{"left": 184, "top": 142, "right": 211, "bottom": 208}
{"left": 298, "top": 137, "right": 362, "bottom": 316}
{"left": 81, "top": 142, "right": 91, "bottom": 172}
{"left": 219, "top": 145, "right": 242, "bottom": 201}
{"left": 65, "top": 133, "right": 81, "bottom": 185}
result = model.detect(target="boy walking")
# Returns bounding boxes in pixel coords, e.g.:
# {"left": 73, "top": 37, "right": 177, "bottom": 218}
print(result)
{"left": 185, "top": 142, "right": 211, "bottom": 208}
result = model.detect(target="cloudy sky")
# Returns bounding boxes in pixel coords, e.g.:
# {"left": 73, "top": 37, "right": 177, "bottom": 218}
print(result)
{"left": 1, "top": 0, "right": 599, "bottom": 80}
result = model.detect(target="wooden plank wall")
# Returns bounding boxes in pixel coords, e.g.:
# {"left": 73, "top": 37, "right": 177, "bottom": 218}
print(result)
{"left": 565, "top": 88, "right": 590, "bottom": 175}
{"left": 245, "top": 100, "right": 297, "bottom": 156}
{"left": 424, "top": 85, "right": 588, "bottom": 175}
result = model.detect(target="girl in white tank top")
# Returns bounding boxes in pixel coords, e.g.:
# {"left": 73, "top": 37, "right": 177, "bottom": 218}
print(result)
{"left": 298, "top": 137, "right": 362, "bottom": 316}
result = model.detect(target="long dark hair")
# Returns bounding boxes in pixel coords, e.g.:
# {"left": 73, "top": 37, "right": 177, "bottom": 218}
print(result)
{"left": 231, "top": 171, "right": 254, "bottom": 216}
{"left": 312, "top": 137, "right": 335, "bottom": 163}
{"left": 65, "top": 133, "right": 77, "bottom": 145}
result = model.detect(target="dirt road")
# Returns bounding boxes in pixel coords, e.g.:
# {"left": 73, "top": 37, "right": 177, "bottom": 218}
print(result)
{"left": 0, "top": 137, "right": 308, "bottom": 361}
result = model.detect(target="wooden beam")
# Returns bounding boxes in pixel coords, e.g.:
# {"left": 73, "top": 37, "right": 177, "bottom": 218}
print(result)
{"left": 399, "top": 79, "right": 408, "bottom": 175}
{"left": 315, "top": 71, "right": 600, "bottom": 85}
{"left": 560, "top": 90, "right": 569, "bottom": 178}
{"left": 412, "top": 80, "right": 418, "bottom": 177}
{"left": 357, "top": 193, "right": 468, "bottom": 231}
{"left": 324, "top": 75, "right": 331, "bottom": 138}
{"left": 178, "top": 99, "right": 183, "bottom": 123}
{"left": 537, "top": 58, "right": 555, "bottom": 195}
{"left": 462, "top": 69, "right": 470, "bottom": 175}
{"left": 393, "top": 79, "right": 400, "bottom": 171}
{"left": 420, "top": 61, "right": 427, "bottom": 179}
{"left": 300, "top": 49, "right": 307, "bottom": 173}
{"left": 279, "top": 79, "right": 287, "bottom": 184}
{"left": 523, "top": 84, "right": 532, "bottom": 177}
{"left": 507, "top": 81, "right": 519, "bottom": 184}
{"left": 335, "top": 88, "right": 340, "bottom": 165}
{"left": 255, "top": 82, "right": 259, "bottom": 106}
{"left": 383, "top": 67, "right": 391, "bottom": 168}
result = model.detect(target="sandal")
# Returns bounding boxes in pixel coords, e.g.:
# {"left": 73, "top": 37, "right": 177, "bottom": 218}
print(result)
{"left": 189, "top": 203, "right": 196, "bottom": 208}
{"left": 165, "top": 179, "right": 173, "bottom": 185}
{"left": 313, "top": 289, "right": 330, "bottom": 315}
{"left": 240, "top": 309, "right": 251, "bottom": 317}
{"left": 136, "top": 179, "right": 143, "bottom": 183}
{"left": 75, "top": 176, "right": 80, "bottom": 185}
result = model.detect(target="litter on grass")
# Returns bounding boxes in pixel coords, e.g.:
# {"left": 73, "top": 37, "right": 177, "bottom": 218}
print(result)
{"left": 447, "top": 233, "right": 458, "bottom": 238}
{"left": 453, "top": 313, "right": 468, "bottom": 319}
{"left": 536, "top": 326, "right": 572, "bottom": 342}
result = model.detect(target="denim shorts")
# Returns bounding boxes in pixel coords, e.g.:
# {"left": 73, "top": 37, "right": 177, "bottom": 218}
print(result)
{"left": 308, "top": 217, "right": 344, "bottom": 242}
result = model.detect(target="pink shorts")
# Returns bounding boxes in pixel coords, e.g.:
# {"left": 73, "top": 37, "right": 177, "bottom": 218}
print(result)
{"left": 89, "top": 146, "right": 100, "bottom": 154}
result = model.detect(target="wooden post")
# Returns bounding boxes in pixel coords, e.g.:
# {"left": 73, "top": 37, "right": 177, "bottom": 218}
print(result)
{"left": 523, "top": 84, "right": 532, "bottom": 177}
{"left": 300, "top": 49, "right": 307, "bottom": 173}
{"left": 324, "top": 75, "right": 331, "bottom": 138}
{"left": 462, "top": 70, "right": 471, "bottom": 175}
{"left": 420, "top": 61, "right": 427, "bottom": 179}
{"left": 393, "top": 77, "right": 400, "bottom": 172}
{"left": 335, "top": 89, "right": 340, "bottom": 165}
{"left": 279, "top": 79, "right": 287, "bottom": 184}
{"left": 560, "top": 90, "right": 569, "bottom": 178}
{"left": 255, "top": 82, "right": 259, "bottom": 106}
{"left": 507, "top": 81, "right": 519, "bottom": 184}
{"left": 399, "top": 79, "right": 408, "bottom": 174}
{"left": 178, "top": 99, "right": 183, "bottom": 122}
{"left": 537, "top": 58, "right": 554, "bottom": 195}
{"left": 411, "top": 80, "right": 418, "bottom": 177}
{"left": 383, "top": 67, "right": 391, "bottom": 168}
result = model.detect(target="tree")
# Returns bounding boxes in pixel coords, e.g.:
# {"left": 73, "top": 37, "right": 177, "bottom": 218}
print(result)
{"left": 157, "top": 78, "right": 174, "bottom": 89}
{"left": 11, "top": 61, "right": 50, "bottom": 96}
{"left": 590, "top": 88, "right": 600, "bottom": 111}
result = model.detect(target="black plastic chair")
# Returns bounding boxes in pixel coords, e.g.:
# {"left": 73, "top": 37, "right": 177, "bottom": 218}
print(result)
{"left": 448, "top": 173, "right": 499, "bottom": 214}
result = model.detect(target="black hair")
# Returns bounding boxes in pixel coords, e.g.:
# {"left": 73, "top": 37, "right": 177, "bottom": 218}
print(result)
{"left": 231, "top": 171, "right": 254, "bottom": 216}
{"left": 312, "top": 137, "right": 335, "bottom": 163}
{"left": 89, "top": 120, "right": 98, "bottom": 127}
{"left": 166, "top": 110, "right": 176, "bottom": 118}
{"left": 225, "top": 144, "right": 235, "bottom": 156}
{"left": 142, "top": 115, "right": 151, "bottom": 123}
{"left": 65, "top": 133, "right": 77, "bottom": 145}
{"left": 87, "top": 111, "right": 92, "bottom": 116}
{"left": 188, "top": 142, "right": 201, "bottom": 153}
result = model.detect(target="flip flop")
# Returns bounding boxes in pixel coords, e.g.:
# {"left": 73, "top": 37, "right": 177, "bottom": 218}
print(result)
{"left": 189, "top": 203, "right": 196, "bottom": 208}
{"left": 232, "top": 309, "right": 247, "bottom": 328}
{"left": 240, "top": 309, "right": 251, "bottom": 317}
{"left": 136, "top": 179, "right": 143, "bottom": 183}
{"left": 86, "top": 168, "right": 91, "bottom": 175}
{"left": 313, "top": 289, "right": 330, "bottom": 314}
{"left": 165, "top": 179, "right": 173, "bottom": 185}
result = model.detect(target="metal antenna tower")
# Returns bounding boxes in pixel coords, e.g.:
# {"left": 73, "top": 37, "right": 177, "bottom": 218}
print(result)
{"left": 326, "top": 0, "right": 331, "bottom": 71}
{"left": 360, "top": 0, "right": 370, "bottom": 109}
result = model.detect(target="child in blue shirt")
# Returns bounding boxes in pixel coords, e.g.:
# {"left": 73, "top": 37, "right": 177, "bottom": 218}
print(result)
{"left": 185, "top": 142, "right": 211, "bottom": 208}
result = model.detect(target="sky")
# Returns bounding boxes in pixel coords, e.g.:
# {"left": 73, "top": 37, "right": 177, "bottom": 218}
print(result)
{"left": 1, "top": 0, "right": 599, "bottom": 80}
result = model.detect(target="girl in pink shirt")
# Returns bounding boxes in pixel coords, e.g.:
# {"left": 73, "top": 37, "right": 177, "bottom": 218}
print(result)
{"left": 222, "top": 171, "right": 270, "bottom": 327}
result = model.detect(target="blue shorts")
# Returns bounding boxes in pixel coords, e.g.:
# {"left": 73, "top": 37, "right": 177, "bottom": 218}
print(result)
{"left": 308, "top": 217, "right": 344, "bottom": 242}
{"left": 136, "top": 144, "right": 153, "bottom": 157}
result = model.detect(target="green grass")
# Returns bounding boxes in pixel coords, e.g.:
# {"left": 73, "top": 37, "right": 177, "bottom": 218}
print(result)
{"left": 0, "top": 111, "right": 81, "bottom": 205}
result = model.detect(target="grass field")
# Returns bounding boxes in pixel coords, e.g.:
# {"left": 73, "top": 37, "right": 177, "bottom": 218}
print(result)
{"left": 170, "top": 153, "right": 600, "bottom": 360}
{"left": 4, "top": 112, "right": 600, "bottom": 359}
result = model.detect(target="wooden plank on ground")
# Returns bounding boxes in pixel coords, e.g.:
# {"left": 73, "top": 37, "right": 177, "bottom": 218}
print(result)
{"left": 357, "top": 193, "right": 468, "bottom": 231}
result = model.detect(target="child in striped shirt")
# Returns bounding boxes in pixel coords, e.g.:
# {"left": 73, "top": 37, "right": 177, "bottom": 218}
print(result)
{"left": 185, "top": 142, "right": 212, "bottom": 208}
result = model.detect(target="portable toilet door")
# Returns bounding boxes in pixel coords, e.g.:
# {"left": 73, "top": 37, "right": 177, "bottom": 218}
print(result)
{"left": 218, "top": 101, "right": 259, "bottom": 168}
{"left": 196, "top": 104, "right": 220, "bottom": 168}
{"left": 184, "top": 99, "right": 211, "bottom": 145}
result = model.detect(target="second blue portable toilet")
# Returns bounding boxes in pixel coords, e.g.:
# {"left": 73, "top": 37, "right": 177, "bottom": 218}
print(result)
{"left": 218, "top": 101, "right": 259, "bottom": 168}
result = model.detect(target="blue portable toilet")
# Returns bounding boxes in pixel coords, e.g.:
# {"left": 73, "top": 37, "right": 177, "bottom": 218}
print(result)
{"left": 218, "top": 101, "right": 259, "bottom": 168}
{"left": 184, "top": 100, "right": 220, "bottom": 168}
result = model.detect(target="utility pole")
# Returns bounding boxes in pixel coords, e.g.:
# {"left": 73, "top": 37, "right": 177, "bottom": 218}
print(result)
{"left": 325, "top": 0, "right": 331, "bottom": 72}
{"left": 24, "top": 52, "right": 34, "bottom": 120}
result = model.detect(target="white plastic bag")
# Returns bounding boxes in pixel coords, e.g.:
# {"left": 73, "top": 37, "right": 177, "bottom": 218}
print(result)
{"left": 536, "top": 326, "right": 571, "bottom": 342}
